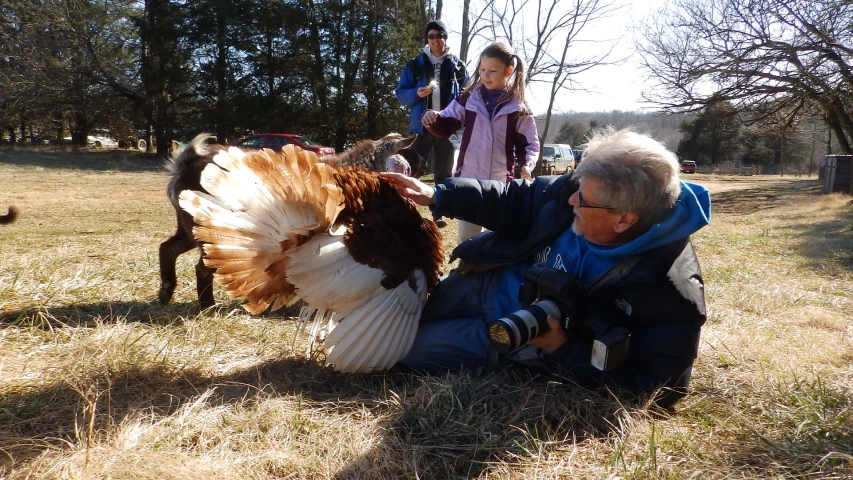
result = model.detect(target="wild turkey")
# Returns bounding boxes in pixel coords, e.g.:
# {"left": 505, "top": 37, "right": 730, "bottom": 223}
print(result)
{"left": 178, "top": 144, "right": 444, "bottom": 373}
{"left": 158, "top": 132, "right": 418, "bottom": 309}
{"left": 0, "top": 206, "right": 17, "bottom": 224}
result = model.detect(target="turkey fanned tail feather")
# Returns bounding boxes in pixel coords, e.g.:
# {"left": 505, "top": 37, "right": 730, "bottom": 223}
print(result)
{"left": 178, "top": 144, "right": 443, "bottom": 373}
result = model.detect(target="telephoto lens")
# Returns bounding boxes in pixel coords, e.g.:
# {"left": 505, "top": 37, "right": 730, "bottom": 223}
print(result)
{"left": 488, "top": 300, "right": 561, "bottom": 353}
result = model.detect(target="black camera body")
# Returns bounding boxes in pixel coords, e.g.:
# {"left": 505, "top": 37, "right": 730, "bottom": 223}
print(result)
{"left": 488, "top": 263, "right": 631, "bottom": 371}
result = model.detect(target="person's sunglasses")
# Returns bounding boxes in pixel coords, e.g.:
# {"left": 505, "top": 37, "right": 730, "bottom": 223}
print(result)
{"left": 427, "top": 33, "right": 447, "bottom": 40}
{"left": 577, "top": 190, "right": 614, "bottom": 210}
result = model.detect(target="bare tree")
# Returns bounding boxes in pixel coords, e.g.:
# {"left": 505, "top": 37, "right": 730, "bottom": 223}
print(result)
{"left": 459, "top": 0, "right": 493, "bottom": 63}
{"left": 489, "top": 0, "right": 622, "bottom": 175}
{"left": 638, "top": 0, "right": 853, "bottom": 153}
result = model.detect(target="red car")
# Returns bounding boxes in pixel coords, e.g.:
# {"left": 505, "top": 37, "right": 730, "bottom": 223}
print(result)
{"left": 234, "top": 133, "right": 335, "bottom": 156}
{"left": 680, "top": 160, "right": 697, "bottom": 174}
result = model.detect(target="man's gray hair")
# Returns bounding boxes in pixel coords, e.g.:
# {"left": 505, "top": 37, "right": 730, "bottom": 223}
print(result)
{"left": 574, "top": 128, "right": 681, "bottom": 227}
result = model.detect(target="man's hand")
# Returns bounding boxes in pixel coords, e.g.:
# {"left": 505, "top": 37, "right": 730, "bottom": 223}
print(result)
{"left": 379, "top": 172, "right": 437, "bottom": 206}
{"left": 528, "top": 315, "right": 568, "bottom": 352}
{"left": 417, "top": 86, "right": 433, "bottom": 98}
{"left": 421, "top": 110, "right": 439, "bottom": 126}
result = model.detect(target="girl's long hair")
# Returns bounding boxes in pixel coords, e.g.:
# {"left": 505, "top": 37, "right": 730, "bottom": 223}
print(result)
{"left": 463, "top": 42, "right": 529, "bottom": 114}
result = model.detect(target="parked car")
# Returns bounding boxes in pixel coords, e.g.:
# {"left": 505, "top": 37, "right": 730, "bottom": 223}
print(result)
{"left": 61, "top": 132, "right": 118, "bottom": 148}
{"left": 540, "top": 143, "right": 574, "bottom": 175}
{"left": 680, "top": 160, "right": 697, "bottom": 174}
{"left": 88, "top": 134, "right": 118, "bottom": 148}
{"left": 87, "top": 129, "right": 119, "bottom": 148}
{"left": 571, "top": 148, "right": 584, "bottom": 164}
{"left": 235, "top": 133, "right": 335, "bottom": 156}
{"left": 556, "top": 144, "right": 576, "bottom": 171}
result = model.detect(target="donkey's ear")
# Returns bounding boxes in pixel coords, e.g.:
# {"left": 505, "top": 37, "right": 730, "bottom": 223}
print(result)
{"left": 394, "top": 134, "right": 417, "bottom": 151}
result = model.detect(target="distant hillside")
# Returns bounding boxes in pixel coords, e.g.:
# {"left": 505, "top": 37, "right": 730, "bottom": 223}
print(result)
{"left": 535, "top": 110, "right": 693, "bottom": 151}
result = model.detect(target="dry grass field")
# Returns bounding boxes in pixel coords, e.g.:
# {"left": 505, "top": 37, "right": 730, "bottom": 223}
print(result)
{"left": 1, "top": 146, "right": 851, "bottom": 479}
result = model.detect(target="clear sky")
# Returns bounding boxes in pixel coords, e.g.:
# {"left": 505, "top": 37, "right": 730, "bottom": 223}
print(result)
{"left": 437, "top": 0, "right": 665, "bottom": 114}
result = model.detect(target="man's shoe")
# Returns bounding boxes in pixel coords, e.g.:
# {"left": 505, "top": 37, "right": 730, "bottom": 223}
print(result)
{"left": 433, "top": 215, "right": 447, "bottom": 228}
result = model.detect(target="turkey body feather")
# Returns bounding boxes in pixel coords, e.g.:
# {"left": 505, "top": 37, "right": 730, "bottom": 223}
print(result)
{"left": 178, "top": 145, "right": 443, "bottom": 373}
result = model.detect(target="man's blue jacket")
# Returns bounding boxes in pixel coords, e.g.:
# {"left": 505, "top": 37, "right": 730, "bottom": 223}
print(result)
{"left": 432, "top": 174, "right": 711, "bottom": 407}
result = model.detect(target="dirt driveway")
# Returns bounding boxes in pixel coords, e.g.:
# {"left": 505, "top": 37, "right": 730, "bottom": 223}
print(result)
{"left": 686, "top": 174, "right": 817, "bottom": 194}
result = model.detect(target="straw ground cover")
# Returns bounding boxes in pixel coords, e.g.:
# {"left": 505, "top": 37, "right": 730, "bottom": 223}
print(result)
{"left": 1, "top": 147, "right": 851, "bottom": 479}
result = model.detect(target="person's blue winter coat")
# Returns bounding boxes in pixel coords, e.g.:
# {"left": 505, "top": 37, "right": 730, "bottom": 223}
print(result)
{"left": 395, "top": 52, "right": 467, "bottom": 134}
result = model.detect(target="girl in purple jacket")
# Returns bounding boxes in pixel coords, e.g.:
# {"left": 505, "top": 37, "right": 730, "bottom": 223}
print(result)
{"left": 423, "top": 42, "right": 540, "bottom": 244}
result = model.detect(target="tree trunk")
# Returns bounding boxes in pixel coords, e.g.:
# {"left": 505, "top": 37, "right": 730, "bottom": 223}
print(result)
{"left": 821, "top": 104, "right": 850, "bottom": 153}
{"left": 826, "top": 123, "right": 832, "bottom": 155}
{"left": 333, "top": 0, "right": 365, "bottom": 150}
{"left": 460, "top": 0, "right": 471, "bottom": 63}
{"left": 264, "top": 24, "right": 275, "bottom": 116}
{"left": 807, "top": 120, "right": 817, "bottom": 178}
{"left": 215, "top": 1, "right": 228, "bottom": 143}
{"left": 306, "top": 0, "right": 328, "bottom": 112}
{"left": 364, "top": 7, "right": 379, "bottom": 140}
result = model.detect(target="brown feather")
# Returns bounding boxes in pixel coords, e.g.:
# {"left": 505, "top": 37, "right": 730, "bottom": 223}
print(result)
{"left": 184, "top": 145, "right": 345, "bottom": 313}
{"left": 185, "top": 144, "right": 444, "bottom": 321}
{"left": 332, "top": 166, "right": 444, "bottom": 293}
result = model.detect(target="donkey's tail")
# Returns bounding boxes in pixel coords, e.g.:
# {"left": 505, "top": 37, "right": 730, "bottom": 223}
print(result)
{"left": 164, "top": 133, "right": 221, "bottom": 206}
{"left": 0, "top": 206, "right": 17, "bottom": 225}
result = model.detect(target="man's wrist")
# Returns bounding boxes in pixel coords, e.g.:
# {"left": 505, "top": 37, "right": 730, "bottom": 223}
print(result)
{"left": 428, "top": 186, "right": 441, "bottom": 209}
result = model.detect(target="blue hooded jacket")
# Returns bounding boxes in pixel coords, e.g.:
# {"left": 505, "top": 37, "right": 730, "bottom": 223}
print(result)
{"left": 395, "top": 51, "right": 468, "bottom": 134}
{"left": 428, "top": 174, "right": 711, "bottom": 407}
{"left": 493, "top": 182, "right": 711, "bottom": 318}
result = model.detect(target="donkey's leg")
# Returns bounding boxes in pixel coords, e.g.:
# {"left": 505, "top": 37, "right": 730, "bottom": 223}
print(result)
{"left": 158, "top": 227, "right": 196, "bottom": 304}
{"left": 195, "top": 249, "right": 215, "bottom": 310}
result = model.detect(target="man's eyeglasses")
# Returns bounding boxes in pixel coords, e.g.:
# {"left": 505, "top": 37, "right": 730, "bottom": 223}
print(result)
{"left": 576, "top": 190, "right": 614, "bottom": 210}
{"left": 427, "top": 34, "right": 447, "bottom": 40}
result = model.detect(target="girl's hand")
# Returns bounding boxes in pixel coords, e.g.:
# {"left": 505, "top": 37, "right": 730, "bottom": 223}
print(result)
{"left": 422, "top": 110, "right": 439, "bottom": 126}
{"left": 379, "top": 172, "right": 437, "bottom": 206}
{"left": 520, "top": 165, "right": 533, "bottom": 179}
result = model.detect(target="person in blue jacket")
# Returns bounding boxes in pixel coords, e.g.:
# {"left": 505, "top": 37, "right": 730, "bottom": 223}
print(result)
{"left": 395, "top": 19, "right": 468, "bottom": 226}
{"left": 381, "top": 128, "right": 712, "bottom": 408}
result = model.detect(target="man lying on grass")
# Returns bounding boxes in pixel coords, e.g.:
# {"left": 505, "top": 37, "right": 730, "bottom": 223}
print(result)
{"left": 381, "top": 128, "right": 711, "bottom": 408}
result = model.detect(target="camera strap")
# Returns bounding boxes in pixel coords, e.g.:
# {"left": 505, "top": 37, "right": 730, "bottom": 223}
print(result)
{"left": 455, "top": 259, "right": 517, "bottom": 274}
{"left": 585, "top": 254, "right": 644, "bottom": 295}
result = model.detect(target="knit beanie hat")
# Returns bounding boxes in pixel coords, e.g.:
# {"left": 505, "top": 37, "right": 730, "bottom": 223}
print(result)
{"left": 425, "top": 20, "right": 448, "bottom": 40}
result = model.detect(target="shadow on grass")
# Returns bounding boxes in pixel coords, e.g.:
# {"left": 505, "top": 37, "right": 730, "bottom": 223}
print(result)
{"left": 332, "top": 370, "right": 635, "bottom": 479}
{"left": 708, "top": 178, "right": 822, "bottom": 215}
{"left": 0, "top": 299, "right": 300, "bottom": 329}
{"left": 0, "top": 146, "right": 166, "bottom": 172}
{"left": 711, "top": 179, "right": 853, "bottom": 274}
{"left": 724, "top": 436, "right": 853, "bottom": 478}
{"left": 0, "top": 340, "right": 631, "bottom": 476}
{"left": 787, "top": 200, "right": 853, "bottom": 273}
{"left": 691, "top": 378, "right": 853, "bottom": 478}
{"left": 0, "top": 356, "right": 368, "bottom": 469}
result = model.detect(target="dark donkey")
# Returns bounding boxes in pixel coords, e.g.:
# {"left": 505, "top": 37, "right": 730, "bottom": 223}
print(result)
{"left": 158, "top": 132, "right": 418, "bottom": 309}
